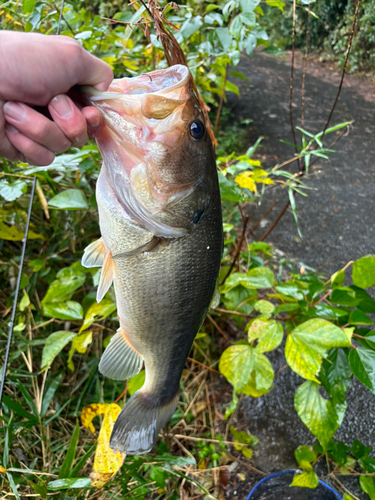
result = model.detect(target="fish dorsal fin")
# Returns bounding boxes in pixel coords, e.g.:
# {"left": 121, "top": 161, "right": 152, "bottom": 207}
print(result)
{"left": 97, "top": 250, "right": 114, "bottom": 303}
{"left": 99, "top": 328, "right": 143, "bottom": 381}
{"left": 81, "top": 238, "right": 106, "bottom": 268}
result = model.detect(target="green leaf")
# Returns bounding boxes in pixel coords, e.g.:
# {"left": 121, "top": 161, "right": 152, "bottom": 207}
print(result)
{"left": 294, "top": 381, "right": 340, "bottom": 450}
{"left": 47, "top": 478, "right": 91, "bottom": 490}
{"left": 291, "top": 470, "right": 319, "bottom": 488}
{"left": 351, "top": 439, "right": 372, "bottom": 459}
{"left": 42, "top": 267, "right": 86, "bottom": 303}
{"left": 253, "top": 300, "right": 275, "bottom": 318}
{"left": 365, "top": 331, "right": 375, "bottom": 350}
{"left": 41, "top": 373, "right": 63, "bottom": 417}
{"left": 245, "top": 267, "right": 274, "bottom": 289}
{"left": 239, "top": 11, "right": 256, "bottom": 26}
{"left": 350, "top": 286, "right": 375, "bottom": 313}
{"left": 348, "top": 309, "right": 373, "bottom": 326}
{"left": 0, "top": 221, "right": 44, "bottom": 241}
{"left": 179, "top": 17, "right": 203, "bottom": 39}
{"left": 248, "top": 319, "right": 283, "bottom": 353}
{"left": 42, "top": 301, "right": 83, "bottom": 321}
{"left": 0, "top": 180, "right": 27, "bottom": 201}
{"left": 229, "top": 15, "right": 242, "bottom": 40}
{"left": 59, "top": 422, "right": 80, "bottom": 479}
{"left": 285, "top": 319, "right": 352, "bottom": 382}
{"left": 128, "top": 370, "right": 146, "bottom": 395}
{"left": 2, "top": 396, "right": 37, "bottom": 423}
{"left": 320, "top": 349, "right": 352, "bottom": 393}
{"left": 349, "top": 347, "right": 375, "bottom": 394}
{"left": 219, "top": 344, "right": 274, "bottom": 393}
{"left": 41, "top": 331, "right": 77, "bottom": 368}
{"left": 48, "top": 189, "right": 88, "bottom": 210}
{"left": 17, "top": 379, "right": 38, "bottom": 417}
{"left": 352, "top": 255, "right": 375, "bottom": 288}
{"left": 295, "top": 445, "right": 317, "bottom": 466}
{"left": 19, "top": 293, "right": 30, "bottom": 312}
{"left": 23, "top": 0, "right": 37, "bottom": 13}
{"left": 343, "top": 494, "right": 355, "bottom": 500}
{"left": 331, "top": 269, "right": 345, "bottom": 288}
{"left": 360, "top": 476, "right": 375, "bottom": 500}
{"left": 70, "top": 444, "right": 96, "bottom": 478}
{"left": 79, "top": 299, "right": 116, "bottom": 333}
{"left": 275, "top": 282, "right": 307, "bottom": 300}
{"left": 215, "top": 27, "right": 232, "bottom": 52}
{"left": 330, "top": 287, "right": 359, "bottom": 307}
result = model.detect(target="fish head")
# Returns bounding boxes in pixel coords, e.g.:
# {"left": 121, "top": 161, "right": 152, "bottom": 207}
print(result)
{"left": 85, "top": 65, "right": 216, "bottom": 238}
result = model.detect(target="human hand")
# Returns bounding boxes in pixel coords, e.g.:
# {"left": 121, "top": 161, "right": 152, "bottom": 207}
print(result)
{"left": 0, "top": 31, "right": 113, "bottom": 166}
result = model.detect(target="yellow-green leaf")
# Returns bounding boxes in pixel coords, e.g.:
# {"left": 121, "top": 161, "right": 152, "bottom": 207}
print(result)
{"left": 291, "top": 470, "right": 319, "bottom": 488}
{"left": 285, "top": 319, "right": 352, "bottom": 381}
{"left": 248, "top": 318, "right": 283, "bottom": 353}
{"left": 80, "top": 299, "right": 116, "bottom": 333}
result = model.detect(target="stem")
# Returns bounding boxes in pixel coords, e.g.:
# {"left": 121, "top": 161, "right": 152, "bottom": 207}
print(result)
{"left": 214, "top": 65, "right": 228, "bottom": 137}
{"left": 220, "top": 215, "right": 249, "bottom": 285}
{"left": 289, "top": 0, "right": 300, "bottom": 169}
{"left": 259, "top": 200, "right": 290, "bottom": 241}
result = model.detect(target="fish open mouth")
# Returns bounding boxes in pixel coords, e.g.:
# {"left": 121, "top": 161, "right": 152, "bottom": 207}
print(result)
{"left": 83, "top": 65, "right": 204, "bottom": 238}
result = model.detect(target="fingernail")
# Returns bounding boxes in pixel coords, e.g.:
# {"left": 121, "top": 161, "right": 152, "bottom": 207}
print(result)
{"left": 5, "top": 122, "right": 19, "bottom": 134}
{"left": 90, "top": 115, "right": 101, "bottom": 128}
{"left": 50, "top": 95, "right": 73, "bottom": 119}
{"left": 75, "top": 133, "right": 86, "bottom": 144}
{"left": 3, "top": 102, "right": 26, "bottom": 123}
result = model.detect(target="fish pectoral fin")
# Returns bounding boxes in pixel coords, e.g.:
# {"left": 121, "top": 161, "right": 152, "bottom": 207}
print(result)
{"left": 110, "top": 390, "right": 180, "bottom": 454}
{"left": 99, "top": 328, "right": 143, "bottom": 381}
{"left": 81, "top": 238, "right": 106, "bottom": 268}
{"left": 112, "top": 237, "right": 160, "bottom": 259}
{"left": 97, "top": 250, "right": 114, "bottom": 303}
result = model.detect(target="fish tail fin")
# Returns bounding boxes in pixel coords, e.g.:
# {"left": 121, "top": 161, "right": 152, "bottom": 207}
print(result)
{"left": 110, "top": 390, "right": 179, "bottom": 455}
{"left": 99, "top": 328, "right": 143, "bottom": 381}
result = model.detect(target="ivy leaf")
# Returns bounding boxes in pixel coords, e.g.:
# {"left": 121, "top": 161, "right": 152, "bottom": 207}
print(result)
{"left": 219, "top": 343, "right": 274, "bottom": 394}
{"left": 48, "top": 189, "right": 88, "bottom": 210}
{"left": 79, "top": 299, "right": 116, "bottom": 333}
{"left": 285, "top": 319, "right": 352, "bottom": 382}
{"left": 128, "top": 370, "right": 146, "bottom": 395}
{"left": 352, "top": 255, "right": 375, "bottom": 288}
{"left": 349, "top": 347, "right": 375, "bottom": 394}
{"left": 215, "top": 27, "right": 232, "bottom": 52}
{"left": 359, "top": 476, "right": 375, "bottom": 500}
{"left": 295, "top": 445, "right": 318, "bottom": 466}
{"left": 248, "top": 319, "right": 283, "bottom": 353}
{"left": 294, "top": 380, "right": 340, "bottom": 450}
{"left": 41, "top": 331, "right": 77, "bottom": 368}
{"left": 229, "top": 15, "right": 242, "bottom": 40}
{"left": 253, "top": 300, "right": 275, "bottom": 318}
{"left": 179, "top": 17, "right": 203, "bottom": 39}
{"left": 320, "top": 349, "right": 352, "bottom": 393}
{"left": 348, "top": 310, "right": 373, "bottom": 326}
{"left": 0, "top": 180, "right": 27, "bottom": 201}
{"left": 42, "top": 267, "right": 86, "bottom": 304}
{"left": 42, "top": 300, "right": 83, "bottom": 321}
{"left": 291, "top": 470, "right": 319, "bottom": 488}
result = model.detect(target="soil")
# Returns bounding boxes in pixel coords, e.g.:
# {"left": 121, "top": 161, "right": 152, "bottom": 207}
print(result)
{"left": 222, "top": 50, "right": 375, "bottom": 500}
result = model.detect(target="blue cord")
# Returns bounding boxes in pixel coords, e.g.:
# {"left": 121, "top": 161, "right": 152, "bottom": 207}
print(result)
{"left": 246, "top": 469, "right": 343, "bottom": 500}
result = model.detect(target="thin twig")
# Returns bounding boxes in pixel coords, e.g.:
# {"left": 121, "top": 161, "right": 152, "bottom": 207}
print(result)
{"left": 322, "top": 0, "right": 361, "bottom": 137}
{"left": 207, "top": 314, "right": 233, "bottom": 344}
{"left": 247, "top": 201, "right": 277, "bottom": 237}
{"left": 214, "top": 66, "right": 228, "bottom": 137}
{"left": 220, "top": 215, "right": 249, "bottom": 285}
{"left": 300, "top": 3, "right": 310, "bottom": 135}
{"left": 289, "top": 0, "right": 300, "bottom": 169}
{"left": 187, "top": 357, "right": 220, "bottom": 375}
{"left": 259, "top": 200, "right": 290, "bottom": 241}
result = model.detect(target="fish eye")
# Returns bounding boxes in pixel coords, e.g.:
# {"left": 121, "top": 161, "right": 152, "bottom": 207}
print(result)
{"left": 189, "top": 120, "right": 205, "bottom": 140}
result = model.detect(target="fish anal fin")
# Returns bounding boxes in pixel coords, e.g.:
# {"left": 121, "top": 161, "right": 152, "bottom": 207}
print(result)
{"left": 82, "top": 238, "right": 106, "bottom": 268}
{"left": 110, "top": 391, "right": 179, "bottom": 454}
{"left": 99, "top": 328, "right": 143, "bottom": 381}
{"left": 97, "top": 250, "right": 114, "bottom": 303}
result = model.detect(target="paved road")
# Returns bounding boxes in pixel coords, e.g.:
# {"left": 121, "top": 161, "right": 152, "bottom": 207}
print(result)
{"left": 227, "top": 51, "right": 375, "bottom": 276}
{"left": 225, "top": 52, "right": 375, "bottom": 500}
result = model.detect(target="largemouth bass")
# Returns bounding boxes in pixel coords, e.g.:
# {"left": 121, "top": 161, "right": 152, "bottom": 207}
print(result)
{"left": 81, "top": 64, "right": 223, "bottom": 454}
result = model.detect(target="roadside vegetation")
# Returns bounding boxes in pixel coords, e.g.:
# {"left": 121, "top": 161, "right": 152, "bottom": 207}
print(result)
{"left": 1, "top": 1, "right": 375, "bottom": 499}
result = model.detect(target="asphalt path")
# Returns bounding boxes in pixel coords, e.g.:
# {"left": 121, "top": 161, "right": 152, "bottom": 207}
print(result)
{"left": 227, "top": 51, "right": 375, "bottom": 276}
{"left": 224, "top": 52, "right": 375, "bottom": 500}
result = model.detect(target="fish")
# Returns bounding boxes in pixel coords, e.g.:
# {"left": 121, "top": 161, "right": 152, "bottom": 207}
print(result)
{"left": 81, "top": 64, "right": 223, "bottom": 455}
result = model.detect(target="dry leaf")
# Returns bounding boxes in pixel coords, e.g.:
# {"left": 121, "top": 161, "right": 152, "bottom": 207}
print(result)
{"left": 81, "top": 403, "right": 126, "bottom": 489}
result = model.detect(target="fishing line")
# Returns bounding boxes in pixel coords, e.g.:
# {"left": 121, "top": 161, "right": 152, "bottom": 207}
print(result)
{"left": 0, "top": 177, "right": 36, "bottom": 410}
